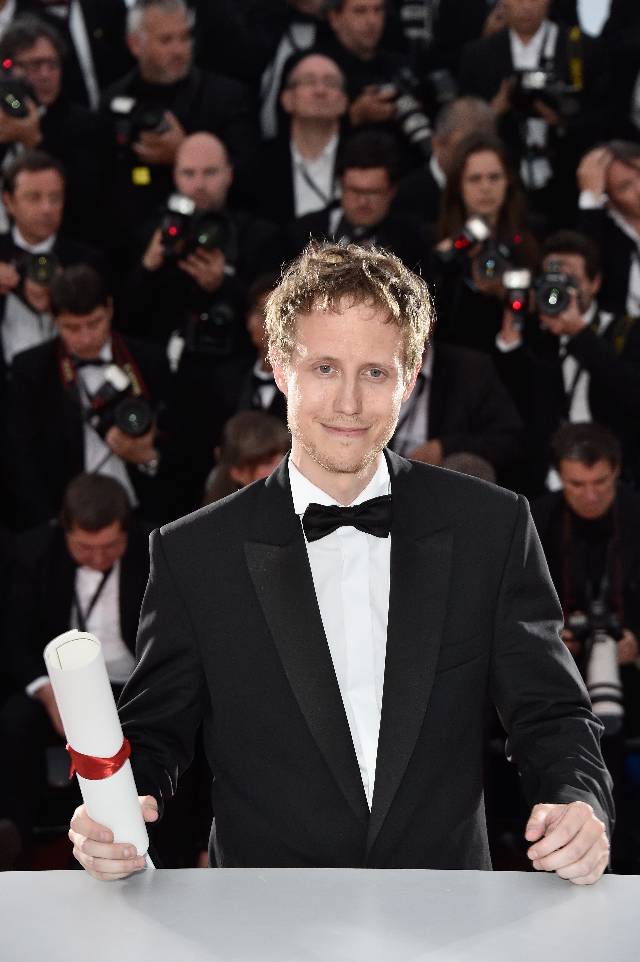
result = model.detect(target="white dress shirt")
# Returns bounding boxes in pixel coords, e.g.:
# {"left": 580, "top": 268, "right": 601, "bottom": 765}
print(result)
{"left": 291, "top": 133, "right": 339, "bottom": 218}
{"left": 76, "top": 341, "right": 138, "bottom": 505}
{"left": 250, "top": 359, "right": 278, "bottom": 410}
{"left": 510, "top": 20, "right": 558, "bottom": 189}
{"left": 289, "top": 455, "right": 391, "bottom": 808}
{"left": 26, "top": 560, "right": 135, "bottom": 696}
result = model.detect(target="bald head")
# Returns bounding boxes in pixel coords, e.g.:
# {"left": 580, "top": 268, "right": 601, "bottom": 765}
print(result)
{"left": 174, "top": 133, "right": 233, "bottom": 211}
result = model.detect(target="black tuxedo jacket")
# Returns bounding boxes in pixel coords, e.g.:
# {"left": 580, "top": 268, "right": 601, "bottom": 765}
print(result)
{"left": 119, "top": 452, "right": 613, "bottom": 869}
{"left": 236, "top": 367, "right": 288, "bottom": 424}
{"left": 5, "top": 334, "right": 172, "bottom": 528}
{"left": 576, "top": 207, "right": 638, "bottom": 317}
{"left": 254, "top": 136, "right": 341, "bottom": 226}
{"left": 393, "top": 159, "right": 442, "bottom": 230}
{"left": 5, "top": 520, "right": 150, "bottom": 691}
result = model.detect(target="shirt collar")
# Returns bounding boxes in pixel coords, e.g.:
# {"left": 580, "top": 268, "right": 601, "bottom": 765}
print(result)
{"left": 291, "top": 132, "right": 339, "bottom": 167}
{"left": 12, "top": 225, "right": 56, "bottom": 254}
{"left": 607, "top": 206, "right": 640, "bottom": 245}
{"left": 509, "top": 19, "right": 553, "bottom": 62}
{"left": 289, "top": 453, "right": 390, "bottom": 516}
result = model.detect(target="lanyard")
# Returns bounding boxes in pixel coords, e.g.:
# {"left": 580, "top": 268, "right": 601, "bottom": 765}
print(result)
{"left": 297, "top": 160, "right": 333, "bottom": 208}
{"left": 73, "top": 567, "right": 113, "bottom": 632}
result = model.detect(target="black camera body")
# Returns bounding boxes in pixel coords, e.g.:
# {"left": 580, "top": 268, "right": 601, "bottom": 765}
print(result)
{"left": 436, "top": 216, "right": 491, "bottom": 266}
{"left": 110, "top": 95, "right": 169, "bottom": 149}
{"left": 534, "top": 261, "right": 577, "bottom": 316}
{"left": 513, "top": 69, "right": 581, "bottom": 118}
{"left": 160, "top": 194, "right": 233, "bottom": 260}
{"left": 0, "top": 60, "right": 33, "bottom": 119}
{"left": 84, "top": 363, "right": 153, "bottom": 439}
{"left": 17, "top": 251, "right": 60, "bottom": 286}
{"left": 475, "top": 239, "right": 513, "bottom": 282}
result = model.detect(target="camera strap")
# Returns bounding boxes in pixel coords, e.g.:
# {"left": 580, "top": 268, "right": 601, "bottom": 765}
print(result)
{"left": 72, "top": 567, "right": 114, "bottom": 633}
{"left": 57, "top": 332, "right": 150, "bottom": 410}
{"left": 560, "top": 505, "right": 625, "bottom": 626}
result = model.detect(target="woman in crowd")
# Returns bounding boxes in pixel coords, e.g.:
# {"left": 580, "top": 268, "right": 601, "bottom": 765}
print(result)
{"left": 431, "top": 132, "right": 539, "bottom": 354}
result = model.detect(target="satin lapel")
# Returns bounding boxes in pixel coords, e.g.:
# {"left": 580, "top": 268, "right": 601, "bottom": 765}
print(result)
{"left": 367, "top": 452, "right": 454, "bottom": 852}
{"left": 244, "top": 459, "right": 369, "bottom": 824}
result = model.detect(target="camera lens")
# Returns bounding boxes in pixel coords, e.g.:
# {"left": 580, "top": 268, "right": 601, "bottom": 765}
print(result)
{"left": 114, "top": 398, "right": 153, "bottom": 438}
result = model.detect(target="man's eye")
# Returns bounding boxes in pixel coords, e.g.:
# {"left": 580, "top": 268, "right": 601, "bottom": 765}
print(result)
{"left": 369, "top": 368, "right": 384, "bottom": 379}
{"left": 317, "top": 364, "right": 332, "bottom": 374}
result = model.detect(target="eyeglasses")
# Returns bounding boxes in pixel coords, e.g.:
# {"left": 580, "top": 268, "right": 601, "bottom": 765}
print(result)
{"left": 342, "top": 185, "right": 390, "bottom": 198}
{"left": 13, "top": 57, "right": 60, "bottom": 74}
{"left": 288, "top": 75, "right": 344, "bottom": 91}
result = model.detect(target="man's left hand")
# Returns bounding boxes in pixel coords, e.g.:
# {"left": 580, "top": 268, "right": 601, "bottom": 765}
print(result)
{"left": 132, "top": 111, "right": 185, "bottom": 166}
{"left": 617, "top": 628, "right": 639, "bottom": 665}
{"left": 525, "top": 801, "right": 609, "bottom": 884}
{"left": 178, "top": 247, "right": 225, "bottom": 293}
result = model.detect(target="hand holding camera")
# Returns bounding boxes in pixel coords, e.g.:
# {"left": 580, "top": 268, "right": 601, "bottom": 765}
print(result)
{"left": 0, "top": 95, "right": 41, "bottom": 147}
{"left": 178, "top": 246, "right": 225, "bottom": 294}
{"left": 0, "top": 260, "right": 20, "bottom": 295}
{"left": 105, "top": 422, "right": 158, "bottom": 466}
{"left": 132, "top": 110, "right": 185, "bottom": 166}
{"left": 349, "top": 85, "right": 396, "bottom": 126}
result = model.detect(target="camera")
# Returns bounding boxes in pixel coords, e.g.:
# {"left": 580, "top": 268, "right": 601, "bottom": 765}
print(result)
{"left": 566, "top": 602, "right": 623, "bottom": 647}
{"left": 83, "top": 363, "right": 153, "bottom": 439}
{"left": 110, "top": 96, "right": 169, "bottom": 148}
{"left": 513, "top": 70, "right": 580, "bottom": 118}
{"left": 185, "top": 302, "right": 235, "bottom": 357}
{"left": 534, "top": 261, "right": 576, "bottom": 316}
{"left": 503, "top": 269, "right": 532, "bottom": 316}
{"left": 160, "top": 194, "right": 232, "bottom": 259}
{"left": 0, "top": 59, "right": 33, "bottom": 118}
{"left": 378, "top": 68, "right": 432, "bottom": 160}
{"left": 475, "top": 240, "right": 512, "bottom": 282}
{"left": 567, "top": 601, "right": 624, "bottom": 735}
{"left": 435, "top": 217, "right": 491, "bottom": 266}
{"left": 18, "top": 252, "right": 60, "bottom": 286}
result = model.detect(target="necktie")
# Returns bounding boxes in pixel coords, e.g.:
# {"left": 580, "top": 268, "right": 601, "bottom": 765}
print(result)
{"left": 73, "top": 357, "right": 109, "bottom": 369}
{"left": 302, "top": 495, "right": 392, "bottom": 542}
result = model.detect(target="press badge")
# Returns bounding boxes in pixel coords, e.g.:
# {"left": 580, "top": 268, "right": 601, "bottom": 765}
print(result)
{"left": 132, "top": 166, "right": 151, "bottom": 186}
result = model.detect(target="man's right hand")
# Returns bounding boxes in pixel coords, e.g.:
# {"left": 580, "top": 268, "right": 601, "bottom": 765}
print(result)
{"left": 69, "top": 796, "right": 159, "bottom": 880}
{"left": 0, "top": 98, "right": 42, "bottom": 148}
{"left": 0, "top": 260, "right": 20, "bottom": 295}
{"left": 577, "top": 146, "right": 613, "bottom": 197}
{"left": 349, "top": 85, "right": 396, "bottom": 126}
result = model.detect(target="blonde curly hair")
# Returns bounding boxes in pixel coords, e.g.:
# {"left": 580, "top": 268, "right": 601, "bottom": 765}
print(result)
{"left": 265, "top": 242, "right": 434, "bottom": 380}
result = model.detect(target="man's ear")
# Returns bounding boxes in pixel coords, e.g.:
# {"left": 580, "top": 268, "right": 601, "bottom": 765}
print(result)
{"left": 280, "top": 88, "right": 294, "bottom": 115}
{"left": 3, "top": 191, "right": 14, "bottom": 219}
{"left": 592, "top": 272, "right": 602, "bottom": 297}
{"left": 401, "top": 359, "right": 422, "bottom": 402}
{"left": 127, "top": 30, "right": 141, "bottom": 60}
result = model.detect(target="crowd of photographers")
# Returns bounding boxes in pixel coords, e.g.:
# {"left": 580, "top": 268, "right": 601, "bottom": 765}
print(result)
{"left": 0, "top": 0, "right": 639, "bottom": 872}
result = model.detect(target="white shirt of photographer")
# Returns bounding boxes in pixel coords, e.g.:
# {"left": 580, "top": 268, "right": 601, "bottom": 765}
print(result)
{"left": 0, "top": 227, "right": 56, "bottom": 365}
{"left": 289, "top": 455, "right": 391, "bottom": 810}
{"left": 510, "top": 19, "right": 557, "bottom": 189}
{"left": 76, "top": 340, "right": 137, "bottom": 506}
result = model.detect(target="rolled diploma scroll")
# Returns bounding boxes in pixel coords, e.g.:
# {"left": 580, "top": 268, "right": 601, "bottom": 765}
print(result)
{"left": 43, "top": 629, "right": 150, "bottom": 860}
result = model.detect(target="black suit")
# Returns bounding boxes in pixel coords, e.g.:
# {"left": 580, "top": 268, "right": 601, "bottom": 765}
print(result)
{"left": 119, "top": 452, "right": 613, "bottom": 868}
{"left": 393, "top": 158, "right": 442, "bottom": 230}
{"left": 576, "top": 207, "right": 638, "bottom": 317}
{"left": 5, "top": 334, "right": 173, "bottom": 529}
{"left": 253, "top": 136, "right": 343, "bottom": 226}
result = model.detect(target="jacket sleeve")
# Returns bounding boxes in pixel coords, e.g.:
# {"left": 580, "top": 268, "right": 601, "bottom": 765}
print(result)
{"left": 118, "top": 528, "right": 209, "bottom": 811}
{"left": 490, "top": 495, "right": 615, "bottom": 836}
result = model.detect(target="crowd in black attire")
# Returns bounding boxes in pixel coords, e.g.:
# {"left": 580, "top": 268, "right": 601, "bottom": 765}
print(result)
{"left": 0, "top": 0, "right": 640, "bottom": 873}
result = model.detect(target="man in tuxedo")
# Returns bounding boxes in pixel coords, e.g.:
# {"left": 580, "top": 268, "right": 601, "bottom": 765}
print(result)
{"left": 0, "top": 472, "right": 150, "bottom": 865}
{"left": 286, "top": 129, "right": 428, "bottom": 271}
{"left": 236, "top": 273, "right": 287, "bottom": 424}
{"left": 0, "top": 149, "right": 102, "bottom": 377}
{"left": 6, "top": 263, "right": 172, "bottom": 528}
{"left": 70, "top": 241, "right": 612, "bottom": 883}
{"left": 495, "top": 229, "right": 640, "bottom": 492}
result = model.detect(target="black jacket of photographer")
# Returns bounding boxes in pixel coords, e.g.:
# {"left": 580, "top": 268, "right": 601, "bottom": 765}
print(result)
{"left": 5, "top": 333, "right": 173, "bottom": 529}
{"left": 123, "top": 207, "right": 282, "bottom": 351}
{"left": 100, "top": 66, "right": 258, "bottom": 259}
{"left": 576, "top": 205, "right": 640, "bottom": 318}
{"left": 532, "top": 484, "right": 640, "bottom": 737}
{"left": 495, "top": 310, "right": 640, "bottom": 493}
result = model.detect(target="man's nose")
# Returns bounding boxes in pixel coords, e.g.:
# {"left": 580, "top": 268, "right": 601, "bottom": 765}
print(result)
{"left": 334, "top": 375, "right": 361, "bottom": 415}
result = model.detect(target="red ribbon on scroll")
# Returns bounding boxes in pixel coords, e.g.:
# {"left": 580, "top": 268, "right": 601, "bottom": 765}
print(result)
{"left": 66, "top": 738, "right": 132, "bottom": 780}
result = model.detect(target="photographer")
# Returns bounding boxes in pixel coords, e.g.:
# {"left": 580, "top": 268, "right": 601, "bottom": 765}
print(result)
{"left": 0, "top": 16, "right": 111, "bottom": 244}
{"left": 0, "top": 150, "right": 103, "bottom": 377}
{"left": 496, "top": 230, "right": 640, "bottom": 492}
{"left": 458, "top": 0, "right": 611, "bottom": 228}
{"left": 101, "top": 0, "right": 257, "bottom": 268}
{"left": 319, "top": 0, "right": 432, "bottom": 169}
{"left": 256, "top": 51, "right": 348, "bottom": 225}
{"left": 431, "top": 131, "right": 539, "bottom": 355}
{"left": 6, "top": 264, "right": 173, "bottom": 529}
{"left": 0, "top": 473, "right": 150, "bottom": 868}
{"left": 125, "top": 132, "right": 281, "bottom": 351}
{"left": 576, "top": 140, "right": 640, "bottom": 317}
{"left": 532, "top": 422, "right": 640, "bottom": 868}
{"left": 286, "top": 129, "right": 428, "bottom": 271}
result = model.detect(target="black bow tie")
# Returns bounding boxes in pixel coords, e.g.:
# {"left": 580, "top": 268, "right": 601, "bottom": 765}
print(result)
{"left": 302, "top": 495, "right": 392, "bottom": 542}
